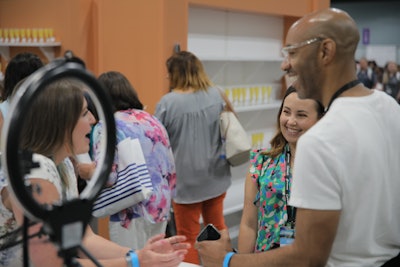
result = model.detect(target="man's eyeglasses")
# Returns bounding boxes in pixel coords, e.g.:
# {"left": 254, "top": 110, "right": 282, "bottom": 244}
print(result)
{"left": 281, "top": 37, "right": 324, "bottom": 58}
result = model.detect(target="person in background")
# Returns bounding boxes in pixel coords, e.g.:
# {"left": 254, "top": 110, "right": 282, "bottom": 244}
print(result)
{"left": 238, "top": 86, "right": 324, "bottom": 253}
{"left": 88, "top": 71, "right": 177, "bottom": 250}
{"left": 0, "top": 78, "right": 189, "bottom": 267}
{"left": 0, "top": 52, "right": 43, "bottom": 137}
{"left": 356, "top": 57, "right": 377, "bottom": 89}
{"left": 155, "top": 51, "right": 231, "bottom": 264}
{"left": 382, "top": 61, "right": 400, "bottom": 103}
{"left": 196, "top": 8, "right": 400, "bottom": 267}
{"left": 0, "top": 52, "right": 43, "bottom": 266}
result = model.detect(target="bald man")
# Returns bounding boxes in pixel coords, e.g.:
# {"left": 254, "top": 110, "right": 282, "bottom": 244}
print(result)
{"left": 196, "top": 8, "right": 400, "bottom": 267}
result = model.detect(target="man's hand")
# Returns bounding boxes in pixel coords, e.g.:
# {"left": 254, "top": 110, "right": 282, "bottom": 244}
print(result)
{"left": 195, "top": 229, "right": 231, "bottom": 267}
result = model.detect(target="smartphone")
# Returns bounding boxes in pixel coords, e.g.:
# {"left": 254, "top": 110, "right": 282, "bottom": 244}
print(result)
{"left": 196, "top": 224, "right": 221, "bottom": 242}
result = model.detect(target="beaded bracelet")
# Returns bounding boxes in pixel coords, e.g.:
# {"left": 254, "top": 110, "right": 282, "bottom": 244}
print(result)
{"left": 223, "top": 251, "right": 235, "bottom": 267}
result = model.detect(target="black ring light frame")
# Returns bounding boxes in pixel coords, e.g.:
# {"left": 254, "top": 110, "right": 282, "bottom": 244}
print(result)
{"left": 0, "top": 57, "right": 115, "bottom": 263}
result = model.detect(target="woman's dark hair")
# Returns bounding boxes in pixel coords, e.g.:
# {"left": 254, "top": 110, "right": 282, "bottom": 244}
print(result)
{"left": 3, "top": 52, "right": 44, "bottom": 100}
{"left": 98, "top": 71, "right": 143, "bottom": 111}
{"left": 265, "top": 86, "right": 324, "bottom": 158}
{"left": 84, "top": 91, "right": 99, "bottom": 122}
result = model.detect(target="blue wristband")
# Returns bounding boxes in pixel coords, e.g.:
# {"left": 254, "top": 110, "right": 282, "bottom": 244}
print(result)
{"left": 128, "top": 250, "right": 140, "bottom": 267}
{"left": 223, "top": 251, "right": 235, "bottom": 267}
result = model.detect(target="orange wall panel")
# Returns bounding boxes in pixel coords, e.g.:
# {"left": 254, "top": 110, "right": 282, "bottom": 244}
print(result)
{"left": 93, "top": 0, "right": 189, "bottom": 113}
{"left": 0, "top": 0, "right": 95, "bottom": 67}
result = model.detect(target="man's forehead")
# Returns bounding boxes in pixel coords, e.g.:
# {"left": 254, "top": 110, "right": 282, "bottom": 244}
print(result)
{"left": 285, "top": 26, "right": 307, "bottom": 45}
{"left": 286, "top": 9, "right": 334, "bottom": 44}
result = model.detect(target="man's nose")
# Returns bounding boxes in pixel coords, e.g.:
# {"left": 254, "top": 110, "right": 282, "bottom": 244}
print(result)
{"left": 281, "top": 57, "right": 290, "bottom": 72}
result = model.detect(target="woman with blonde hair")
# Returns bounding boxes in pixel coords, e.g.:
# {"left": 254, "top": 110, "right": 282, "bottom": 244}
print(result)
{"left": 155, "top": 51, "right": 231, "bottom": 264}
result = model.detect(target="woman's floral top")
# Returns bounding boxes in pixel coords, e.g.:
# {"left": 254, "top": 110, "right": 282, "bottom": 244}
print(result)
{"left": 0, "top": 188, "right": 21, "bottom": 267}
{"left": 249, "top": 144, "right": 293, "bottom": 252}
{"left": 92, "top": 109, "right": 176, "bottom": 228}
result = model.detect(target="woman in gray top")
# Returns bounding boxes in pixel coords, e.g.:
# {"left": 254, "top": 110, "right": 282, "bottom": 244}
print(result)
{"left": 155, "top": 51, "right": 231, "bottom": 264}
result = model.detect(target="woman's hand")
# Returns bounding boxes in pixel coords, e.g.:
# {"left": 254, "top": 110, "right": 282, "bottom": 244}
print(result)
{"left": 77, "top": 162, "right": 96, "bottom": 180}
{"left": 137, "top": 234, "right": 190, "bottom": 267}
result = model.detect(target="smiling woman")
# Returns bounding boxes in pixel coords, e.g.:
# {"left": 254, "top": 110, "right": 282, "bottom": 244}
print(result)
{"left": 237, "top": 86, "right": 324, "bottom": 253}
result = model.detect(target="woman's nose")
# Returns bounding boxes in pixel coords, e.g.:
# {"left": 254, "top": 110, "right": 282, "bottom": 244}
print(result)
{"left": 287, "top": 116, "right": 297, "bottom": 125}
{"left": 88, "top": 111, "right": 96, "bottom": 125}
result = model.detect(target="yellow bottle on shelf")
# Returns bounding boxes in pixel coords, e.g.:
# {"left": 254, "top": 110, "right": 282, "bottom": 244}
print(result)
{"left": 20, "top": 28, "right": 26, "bottom": 43}
{"left": 26, "top": 28, "right": 32, "bottom": 42}
{"left": 4, "top": 28, "right": 10, "bottom": 43}
{"left": 38, "top": 28, "right": 44, "bottom": 43}
{"left": 14, "top": 29, "right": 20, "bottom": 43}
{"left": 32, "top": 28, "right": 38, "bottom": 43}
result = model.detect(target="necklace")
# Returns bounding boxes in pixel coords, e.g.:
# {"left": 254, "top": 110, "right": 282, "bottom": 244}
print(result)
{"left": 325, "top": 79, "right": 360, "bottom": 112}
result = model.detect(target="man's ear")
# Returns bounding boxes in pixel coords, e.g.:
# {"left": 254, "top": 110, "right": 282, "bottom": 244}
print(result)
{"left": 320, "top": 38, "right": 336, "bottom": 65}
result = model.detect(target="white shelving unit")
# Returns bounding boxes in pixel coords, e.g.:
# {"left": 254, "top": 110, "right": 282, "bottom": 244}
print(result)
{"left": 0, "top": 42, "right": 61, "bottom": 61}
{"left": 235, "top": 101, "right": 281, "bottom": 112}
{"left": 188, "top": 6, "right": 284, "bottom": 222}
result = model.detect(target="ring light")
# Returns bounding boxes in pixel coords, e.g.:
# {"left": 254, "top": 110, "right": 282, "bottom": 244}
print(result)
{"left": 0, "top": 56, "right": 115, "bottom": 254}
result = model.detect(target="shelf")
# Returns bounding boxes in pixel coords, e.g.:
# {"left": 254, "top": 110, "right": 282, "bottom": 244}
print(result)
{"left": 0, "top": 42, "right": 61, "bottom": 61}
{"left": 188, "top": 33, "right": 283, "bottom": 62}
{"left": 0, "top": 42, "right": 61, "bottom": 47}
{"left": 188, "top": 7, "right": 283, "bottom": 62}
{"left": 235, "top": 101, "right": 281, "bottom": 112}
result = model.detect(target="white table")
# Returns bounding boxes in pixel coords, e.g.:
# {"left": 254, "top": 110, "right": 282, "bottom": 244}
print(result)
{"left": 179, "top": 262, "right": 201, "bottom": 267}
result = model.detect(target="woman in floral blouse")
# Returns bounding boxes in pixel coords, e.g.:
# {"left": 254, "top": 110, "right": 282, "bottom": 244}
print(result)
{"left": 238, "top": 86, "right": 324, "bottom": 252}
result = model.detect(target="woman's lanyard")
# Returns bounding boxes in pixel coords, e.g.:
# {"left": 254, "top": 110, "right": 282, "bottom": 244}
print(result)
{"left": 325, "top": 79, "right": 361, "bottom": 112}
{"left": 285, "top": 147, "right": 296, "bottom": 225}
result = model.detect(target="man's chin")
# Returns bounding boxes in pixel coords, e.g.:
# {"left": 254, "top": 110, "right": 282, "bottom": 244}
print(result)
{"left": 285, "top": 74, "right": 297, "bottom": 88}
{"left": 292, "top": 84, "right": 308, "bottom": 99}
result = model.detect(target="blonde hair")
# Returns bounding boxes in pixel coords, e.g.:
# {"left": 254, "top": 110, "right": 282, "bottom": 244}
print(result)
{"left": 166, "top": 51, "right": 212, "bottom": 91}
